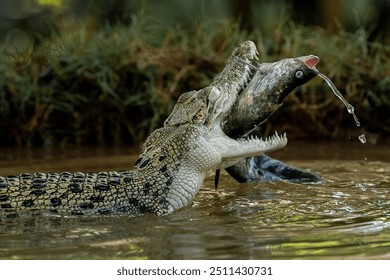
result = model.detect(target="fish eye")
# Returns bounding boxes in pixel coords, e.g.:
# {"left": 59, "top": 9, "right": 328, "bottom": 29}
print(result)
{"left": 295, "top": 70, "right": 304, "bottom": 79}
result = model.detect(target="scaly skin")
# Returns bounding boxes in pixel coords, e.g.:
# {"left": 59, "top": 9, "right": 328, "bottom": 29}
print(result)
{"left": 0, "top": 41, "right": 287, "bottom": 216}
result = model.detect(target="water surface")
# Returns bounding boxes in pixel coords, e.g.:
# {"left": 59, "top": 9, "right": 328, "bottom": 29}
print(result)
{"left": 0, "top": 142, "right": 389, "bottom": 259}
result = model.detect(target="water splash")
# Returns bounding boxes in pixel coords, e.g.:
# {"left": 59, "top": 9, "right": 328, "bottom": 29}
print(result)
{"left": 317, "top": 73, "right": 360, "bottom": 126}
{"left": 317, "top": 72, "right": 365, "bottom": 143}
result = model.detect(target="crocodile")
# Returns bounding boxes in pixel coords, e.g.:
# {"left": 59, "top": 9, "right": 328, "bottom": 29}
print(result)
{"left": 0, "top": 41, "right": 288, "bottom": 216}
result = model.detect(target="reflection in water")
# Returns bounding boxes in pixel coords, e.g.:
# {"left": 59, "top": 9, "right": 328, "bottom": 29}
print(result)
{"left": 0, "top": 144, "right": 389, "bottom": 259}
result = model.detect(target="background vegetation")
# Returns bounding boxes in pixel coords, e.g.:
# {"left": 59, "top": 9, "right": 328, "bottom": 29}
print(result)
{"left": 0, "top": 0, "right": 389, "bottom": 147}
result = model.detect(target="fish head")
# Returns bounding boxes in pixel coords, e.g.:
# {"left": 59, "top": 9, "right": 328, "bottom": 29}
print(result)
{"left": 222, "top": 55, "right": 319, "bottom": 137}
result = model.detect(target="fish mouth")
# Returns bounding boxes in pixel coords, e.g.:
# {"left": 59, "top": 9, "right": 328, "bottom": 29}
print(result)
{"left": 300, "top": 55, "right": 320, "bottom": 77}
{"left": 304, "top": 55, "right": 320, "bottom": 69}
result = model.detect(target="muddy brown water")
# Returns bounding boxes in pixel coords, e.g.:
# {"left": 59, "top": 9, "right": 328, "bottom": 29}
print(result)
{"left": 0, "top": 141, "right": 389, "bottom": 259}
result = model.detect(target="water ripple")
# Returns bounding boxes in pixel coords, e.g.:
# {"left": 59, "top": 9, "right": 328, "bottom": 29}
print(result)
{"left": 0, "top": 159, "right": 389, "bottom": 259}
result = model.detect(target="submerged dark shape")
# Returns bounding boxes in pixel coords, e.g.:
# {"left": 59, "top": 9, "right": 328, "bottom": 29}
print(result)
{"left": 227, "top": 155, "right": 322, "bottom": 183}
{"left": 222, "top": 55, "right": 323, "bottom": 183}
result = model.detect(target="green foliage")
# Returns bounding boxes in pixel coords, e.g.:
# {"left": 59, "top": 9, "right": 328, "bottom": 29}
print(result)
{"left": 0, "top": 17, "right": 389, "bottom": 146}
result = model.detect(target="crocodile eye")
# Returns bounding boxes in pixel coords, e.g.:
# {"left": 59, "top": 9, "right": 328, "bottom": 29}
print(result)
{"left": 208, "top": 87, "right": 221, "bottom": 103}
{"left": 295, "top": 70, "right": 304, "bottom": 79}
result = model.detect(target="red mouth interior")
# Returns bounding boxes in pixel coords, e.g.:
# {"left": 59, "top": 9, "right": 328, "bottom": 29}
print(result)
{"left": 305, "top": 57, "right": 319, "bottom": 68}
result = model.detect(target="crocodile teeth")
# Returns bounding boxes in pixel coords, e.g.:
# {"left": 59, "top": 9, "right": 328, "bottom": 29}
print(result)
{"left": 240, "top": 131, "right": 287, "bottom": 145}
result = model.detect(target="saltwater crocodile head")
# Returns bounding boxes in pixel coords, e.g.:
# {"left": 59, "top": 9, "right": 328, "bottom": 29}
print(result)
{"left": 140, "top": 41, "right": 288, "bottom": 214}
{"left": 163, "top": 41, "right": 288, "bottom": 169}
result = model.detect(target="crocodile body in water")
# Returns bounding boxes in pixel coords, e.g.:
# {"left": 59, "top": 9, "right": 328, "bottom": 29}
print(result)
{"left": 0, "top": 41, "right": 320, "bottom": 216}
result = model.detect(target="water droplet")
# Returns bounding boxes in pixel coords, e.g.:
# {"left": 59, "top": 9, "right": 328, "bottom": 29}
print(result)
{"left": 358, "top": 134, "right": 366, "bottom": 144}
{"left": 353, "top": 114, "right": 361, "bottom": 127}
{"left": 347, "top": 104, "right": 354, "bottom": 114}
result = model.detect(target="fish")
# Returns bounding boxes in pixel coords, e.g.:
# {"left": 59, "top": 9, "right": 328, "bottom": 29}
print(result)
{"left": 221, "top": 55, "right": 323, "bottom": 183}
